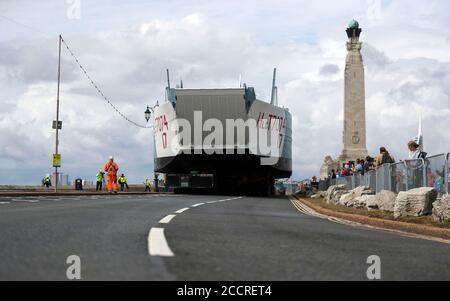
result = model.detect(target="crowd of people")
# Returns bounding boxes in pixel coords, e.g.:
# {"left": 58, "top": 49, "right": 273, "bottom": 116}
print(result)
{"left": 329, "top": 156, "right": 374, "bottom": 179}
{"left": 324, "top": 140, "right": 449, "bottom": 195}
{"left": 327, "top": 140, "right": 423, "bottom": 180}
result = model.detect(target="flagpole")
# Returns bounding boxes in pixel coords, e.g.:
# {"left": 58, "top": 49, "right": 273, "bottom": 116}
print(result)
{"left": 418, "top": 113, "right": 423, "bottom": 152}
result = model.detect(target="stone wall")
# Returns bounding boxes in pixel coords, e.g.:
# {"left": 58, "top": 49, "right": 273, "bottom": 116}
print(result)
{"left": 317, "top": 185, "right": 444, "bottom": 222}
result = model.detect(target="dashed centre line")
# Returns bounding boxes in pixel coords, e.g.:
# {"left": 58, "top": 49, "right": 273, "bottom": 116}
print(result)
{"left": 158, "top": 214, "right": 176, "bottom": 224}
{"left": 175, "top": 207, "right": 189, "bottom": 214}
{"left": 148, "top": 196, "right": 244, "bottom": 257}
{"left": 11, "top": 199, "right": 39, "bottom": 203}
{"left": 147, "top": 227, "right": 174, "bottom": 257}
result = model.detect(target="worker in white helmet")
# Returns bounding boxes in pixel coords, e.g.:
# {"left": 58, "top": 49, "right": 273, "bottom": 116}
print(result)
{"left": 104, "top": 156, "right": 119, "bottom": 193}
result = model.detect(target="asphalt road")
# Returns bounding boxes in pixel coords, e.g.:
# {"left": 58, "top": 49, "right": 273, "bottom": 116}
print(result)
{"left": 0, "top": 194, "right": 449, "bottom": 280}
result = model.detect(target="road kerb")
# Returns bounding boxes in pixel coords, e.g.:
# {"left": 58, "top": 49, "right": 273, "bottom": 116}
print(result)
{"left": 291, "top": 197, "right": 450, "bottom": 244}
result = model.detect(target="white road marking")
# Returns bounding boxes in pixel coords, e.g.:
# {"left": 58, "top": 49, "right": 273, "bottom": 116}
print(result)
{"left": 175, "top": 207, "right": 189, "bottom": 214}
{"left": 0, "top": 202, "right": 11, "bottom": 204}
{"left": 218, "top": 196, "right": 243, "bottom": 202}
{"left": 148, "top": 227, "right": 174, "bottom": 257}
{"left": 12, "top": 199, "right": 39, "bottom": 203}
{"left": 146, "top": 196, "right": 244, "bottom": 258}
{"left": 158, "top": 214, "right": 176, "bottom": 224}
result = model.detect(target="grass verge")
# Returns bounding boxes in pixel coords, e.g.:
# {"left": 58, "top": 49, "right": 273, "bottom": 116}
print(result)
{"left": 294, "top": 196, "right": 450, "bottom": 241}
{"left": 306, "top": 197, "right": 450, "bottom": 229}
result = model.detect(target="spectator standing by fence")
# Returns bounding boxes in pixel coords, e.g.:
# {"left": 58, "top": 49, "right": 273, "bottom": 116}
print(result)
{"left": 407, "top": 141, "right": 427, "bottom": 188}
{"left": 408, "top": 141, "right": 427, "bottom": 160}
{"left": 364, "top": 156, "right": 375, "bottom": 172}
{"left": 355, "top": 159, "right": 365, "bottom": 175}
{"left": 351, "top": 163, "right": 356, "bottom": 175}
{"left": 374, "top": 147, "right": 395, "bottom": 168}
{"left": 330, "top": 169, "right": 337, "bottom": 179}
{"left": 341, "top": 165, "right": 349, "bottom": 177}
{"left": 434, "top": 170, "right": 444, "bottom": 196}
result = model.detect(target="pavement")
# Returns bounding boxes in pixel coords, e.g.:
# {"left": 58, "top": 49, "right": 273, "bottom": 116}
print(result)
{"left": 0, "top": 186, "right": 164, "bottom": 196}
{"left": 0, "top": 191, "right": 165, "bottom": 197}
{"left": 0, "top": 194, "right": 449, "bottom": 280}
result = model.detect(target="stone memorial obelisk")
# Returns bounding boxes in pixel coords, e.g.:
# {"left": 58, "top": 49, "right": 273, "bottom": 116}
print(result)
{"left": 338, "top": 19, "right": 368, "bottom": 164}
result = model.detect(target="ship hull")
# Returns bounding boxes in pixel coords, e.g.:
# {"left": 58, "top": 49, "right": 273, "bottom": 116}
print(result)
{"left": 152, "top": 87, "right": 292, "bottom": 195}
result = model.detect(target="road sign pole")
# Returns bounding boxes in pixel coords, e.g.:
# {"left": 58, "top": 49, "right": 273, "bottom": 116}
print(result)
{"left": 54, "top": 35, "right": 62, "bottom": 193}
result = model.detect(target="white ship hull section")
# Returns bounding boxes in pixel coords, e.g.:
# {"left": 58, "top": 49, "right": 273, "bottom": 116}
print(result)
{"left": 153, "top": 100, "right": 289, "bottom": 162}
{"left": 153, "top": 103, "right": 177, "bottom": 158}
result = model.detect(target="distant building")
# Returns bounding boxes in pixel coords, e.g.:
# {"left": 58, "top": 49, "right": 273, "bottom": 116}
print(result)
{"left": 61, "top": 174, "right": 69, "bottom": 186}
{"left": 51, "top": 172, "right": 61, "bottom": 187}
{"left": 82, "top": 180, "right": 94, "bottom": 187}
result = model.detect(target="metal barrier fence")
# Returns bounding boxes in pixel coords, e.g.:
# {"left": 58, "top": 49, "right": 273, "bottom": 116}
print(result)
{"left": 390, "top": 161, "right": 405, "bottom": 193}
{"left": 424, "top": 154, "right": 446, "bottom": 196}
{"left": 318, "top": 153, "right": 450, "bottom": 196}
{"left": 447, "top": 153, "right": 450, "bottom": 195}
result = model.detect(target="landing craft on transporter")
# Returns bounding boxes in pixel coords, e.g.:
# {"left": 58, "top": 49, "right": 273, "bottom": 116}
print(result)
{"left": 152, "top": 69, "right": 292, "bottom": 196}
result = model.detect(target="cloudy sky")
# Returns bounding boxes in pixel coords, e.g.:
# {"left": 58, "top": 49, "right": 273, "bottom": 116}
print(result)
{"left": 0, "top": 0, "right": 449, "bottom": 184}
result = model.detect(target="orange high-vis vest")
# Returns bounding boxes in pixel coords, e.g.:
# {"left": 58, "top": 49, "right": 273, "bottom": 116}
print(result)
{"left": 104, "top": 162, "right": 119, "bottom": 175}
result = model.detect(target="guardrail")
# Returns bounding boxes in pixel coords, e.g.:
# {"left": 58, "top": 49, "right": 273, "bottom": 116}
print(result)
{"left": 318, "top": 153, "right": 450, "bottom": 196}
{"left": 446, "top": 153, "right": 449, "bottom": 195}
{"left": 424, "top": 154, "right": 446, "bottom": 196}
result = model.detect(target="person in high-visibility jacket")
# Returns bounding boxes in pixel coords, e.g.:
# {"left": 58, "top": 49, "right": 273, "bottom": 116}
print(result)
{"left": 118, "top": 174, "right": 129, "bottom": 191}
{"left": 42, "top": 174, "right": 51, "bottom": 190}
{"left": 96, "top": 170, "right": 105, "bottom": 191}
{"left": 104, "top": 156, "right": 119, "bottom": 193}
{"left": 144, "top": 178, "right": 152, "bottom": 192}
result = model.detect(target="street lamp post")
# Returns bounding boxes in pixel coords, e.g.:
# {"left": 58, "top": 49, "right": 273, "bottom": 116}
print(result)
{"left": 145, "top": 101, "right": 159, "bottom": 191}
{"left": 53, "top": 34, "right": 62, "bottom": 193}
{"left": 144, "top": 101, "right": 159, "bottom": 123}
{"left": 145, "top": 106, "right": 151, "bottom": 122}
